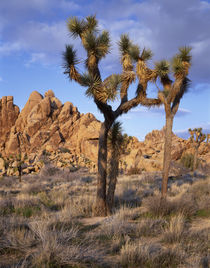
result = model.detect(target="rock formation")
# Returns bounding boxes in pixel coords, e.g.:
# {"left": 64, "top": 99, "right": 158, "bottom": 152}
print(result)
{"left": 0, "top": 90, "right": 209, "bottom": 176}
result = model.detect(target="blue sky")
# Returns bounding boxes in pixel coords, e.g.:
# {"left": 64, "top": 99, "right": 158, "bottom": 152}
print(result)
{"left": 0, "top": 0, "right": 210, "bottom": 140}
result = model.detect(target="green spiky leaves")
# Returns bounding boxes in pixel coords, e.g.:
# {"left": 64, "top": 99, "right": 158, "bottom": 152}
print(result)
{"left": 178, "top": 46, "right": 192, "bottom": 63}
{"left": 118, "top": 35, "right": 152, "bottom": 62}
{"left": 81, "top": 73, "right": 120, "bottom": 103}
{"left": 108, "top": 121, "right": 124, "bottom": 150}
{"left": 172, "top": 46, "right": 192, "bottom": 77}
{"left": 140, "top": 48, "right": 153, "bottom": 61}
{"left": 172, "top": 56, "right": 186, "bottom": 76}
{"left": 63, "top": 45, "right": 79, "bottom": 77}
{"left": 67, "top": 15, "right": 98, "bottom": 38}
{"left": 128, "top": 45, "right": 140, "bottom": 62}
{"left": 63, "top": 45, "right": 78, "bottom": 66}
{"left": 86, "top": 15, "right": 98, "bottom": 32}
{"left": 118, "top": 34, "right": 132, "bottom": 55}
{"left": 67, "top": 17, "right": 86, "bottom": 38}
{"left": 155, "top": 60, "right": 170, "bottom": 78}
{"left": 103, "top": 74, "right": 121, "bottom": 102}
{"left": 83, "top": 30, "right": 110, "bottom": 60}
{"left": 80, "top": 73, "right": 102, "bottom": 98}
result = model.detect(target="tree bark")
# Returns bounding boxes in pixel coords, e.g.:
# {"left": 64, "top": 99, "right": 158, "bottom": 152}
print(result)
{"left": 94, "top": 120, "right": 112, "bottom": 216}
{"left": 193, "top": 146, "right": 198, "bottom": 171}
{"left": 106, "top": 152, "right": 119, "bottom": 215}
{"left": 161, "top": 114, "right": 173, "bottom": 197}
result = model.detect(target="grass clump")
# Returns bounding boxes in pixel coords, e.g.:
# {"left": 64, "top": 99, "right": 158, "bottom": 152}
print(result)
{"left": 120, "top": 240, "right": 184, "bottom": 268}
{"left": 162, "top": 214, "right": 185, "bottom": 243}
{"left": 180, "top": 153, "right": 195, "bottom": 170}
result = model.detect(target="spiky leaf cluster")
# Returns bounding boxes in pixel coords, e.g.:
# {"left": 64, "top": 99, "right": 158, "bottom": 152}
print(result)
{"left": 178, "top": 46, "right": 192, "bottom": 63}
{"left": 86, "top": 15, "right": 98, "bottom": 32}
{"left": 108, "top": 121, "right": 124, "bottom": 151}
{"left": 140, "top": 48, "right": 153, "bottom": 61}
{"left": 155, "top": 60, "right": 170, "bottom": 78}
{"left": 172, "top": 56, "right": 186, "bottom": 76}
{"left": 188, "top": 127, "right": 206, "bottom": 144}
{"left": 67, "top": 15, "right": 98, "bottom": 39}
{"left": 128, "top": 45, "right": 140, "bottom": 62}
{"left": 80, "top": 73, "right": 101, "bottom": 97}
{"left": 118, "top": 34, "right": 132, "bottom": 55}
{"left": 63, "top": 45, "right": 78, "bottom": 72}
{"left": 83, "top": 30, "right": 110, "bottom": 59}
{"left": 103, "top": 74, "right": 121, "bottom": 102}
{"left": 67, "top": 17, "right": 86, "bottom": 38}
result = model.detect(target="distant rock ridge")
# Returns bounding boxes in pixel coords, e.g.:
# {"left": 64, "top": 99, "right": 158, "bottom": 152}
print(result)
{"left": 0, "top": 90, "right": 100, "bottom": 161}
{"left": 0, "top": 90, "right": 209, "bottom": 175}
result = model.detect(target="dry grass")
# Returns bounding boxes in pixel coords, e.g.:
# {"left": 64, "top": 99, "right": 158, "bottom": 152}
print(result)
{"left": 0, "top": 166, "right": 209, "bottom": 267}
{"left": 120, "top": 240, "right": 185, "bottom": 268}
{"left": 162, "top": 214, "right": 185, "bottom": 243}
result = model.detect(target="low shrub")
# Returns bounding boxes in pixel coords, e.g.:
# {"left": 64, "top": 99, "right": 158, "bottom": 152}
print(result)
{"left": 120, "top": 241, "right": 184, "bottom": 268}
{"left": 180, "top": 153, "right": 197, "bottom": 170}
{"left": 127, "top": 166, "right": 142, "bottom": 175}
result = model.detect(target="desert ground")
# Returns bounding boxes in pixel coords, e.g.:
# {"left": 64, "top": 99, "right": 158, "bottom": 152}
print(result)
{"left": 0, "top": 164, "right": 209, "bottom": 268}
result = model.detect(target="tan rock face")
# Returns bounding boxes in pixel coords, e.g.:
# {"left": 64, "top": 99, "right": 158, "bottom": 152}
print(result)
{"left": 0, "top": 90, "right": 209, "bottom": 173}
{"left": 0, "top": 96, "right": 20, "bottom": 152}
{"left": 0, "top": 90, "right": 101, "bottom": 163}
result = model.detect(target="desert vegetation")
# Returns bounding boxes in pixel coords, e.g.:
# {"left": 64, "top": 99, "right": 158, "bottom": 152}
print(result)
{"left": 63, "top": 15, "right": 161, "bottom": 216}
{"left": 0, "top": 12, "right": 209, "bottom": 268}
{"left": 0, "top": 165, "right": 209, "bottom": 267}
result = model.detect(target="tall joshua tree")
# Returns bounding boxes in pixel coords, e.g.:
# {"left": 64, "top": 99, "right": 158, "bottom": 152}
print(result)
{"left": 155, "top": 47, "right": 192, "bottom": 197}
{"left": 63, "top": 15, "right": 160, "bottom": 216}
{"left": 107, "top": 121, "right": 127, "bottom": 214}
{"left": 189, "top": 128, "right": 206, "bottom": 171}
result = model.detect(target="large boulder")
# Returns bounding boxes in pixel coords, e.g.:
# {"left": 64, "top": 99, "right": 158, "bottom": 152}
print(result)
{"left": 0, "top": 96, "right": 19, "bottom": 152}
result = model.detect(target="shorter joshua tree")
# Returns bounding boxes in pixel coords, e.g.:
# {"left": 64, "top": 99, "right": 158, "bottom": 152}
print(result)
{"left": 106, "top": 121, "right": 129, "bottom": 214}
{"left": 206, "top": 134, "right": 210, "bottom": 145}
{"left": 188, "top": 128, "right": 206, "bottom": 171}
{"left": 154, "top": 47, "right": 192, "bottom": 197}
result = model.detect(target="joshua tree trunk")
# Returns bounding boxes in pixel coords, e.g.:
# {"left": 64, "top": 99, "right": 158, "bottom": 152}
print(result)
{"left": 94, "top": 120, "right": 113, "bottom": 216}
{"left": 107, "top": 152, "right": 119, "bottom": 215}
{"left": 161, "top": 113, "right": 173, "bottom": 197}
{"left": 193, "top": 146, "right": 198, "bottom": 171}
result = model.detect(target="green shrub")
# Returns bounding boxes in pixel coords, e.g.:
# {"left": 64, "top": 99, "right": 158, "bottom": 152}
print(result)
{"left": 15, "top": 206, "right": 41, "bottom": 218}
{"left": 127, "top": 166, "right": 141, "bottom": 175}
{"left": 180, "top": 153, "right": 194, "bottom": 170}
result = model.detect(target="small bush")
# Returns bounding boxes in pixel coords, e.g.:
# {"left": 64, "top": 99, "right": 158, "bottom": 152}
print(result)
{"left": 120, "top": 241, "right": 184, "bottom": 268}
{"left": 142, "top": 195, "right": 174, "bottom": 217}
{"left": 180, "top": 153, "right": 198, "bottom": 170}
{"left": 162, "top": 214, "right": 185, "bottom": 243}
{"left": 127, "top": 166, "right": 142, "bottom": 175}
{"left": 15, "top": 206, "right": 41, "bottom": 218}
{"left": 137, "top": 218, "right": 166, "bottom": 237}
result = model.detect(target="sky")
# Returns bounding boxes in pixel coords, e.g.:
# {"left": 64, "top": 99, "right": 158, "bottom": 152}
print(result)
{"left": 0, "top": 0, "right": 210, "bottom": 141}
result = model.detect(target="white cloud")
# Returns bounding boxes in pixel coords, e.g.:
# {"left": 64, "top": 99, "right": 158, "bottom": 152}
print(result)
{"left": 0, "top": 0, "right": 210, "bottom": 83}
{"left": 0, "top": 42, "right": 23, "bottom": 55}
{"left": 130, "top": 106, "right": 191, "bottom": 117}
{"left": 175, "top": 122, "right": 210, "bottom": 139}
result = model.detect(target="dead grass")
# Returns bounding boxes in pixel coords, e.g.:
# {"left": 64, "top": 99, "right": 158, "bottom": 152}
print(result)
{"left": 162, "top": 214, "right": 186, "bottom": 243}
{"left": 0, "top": 167, "right": 209, "bottom": 267}
{"left": 120, "top": 240, "right": 185, "bottom": 268}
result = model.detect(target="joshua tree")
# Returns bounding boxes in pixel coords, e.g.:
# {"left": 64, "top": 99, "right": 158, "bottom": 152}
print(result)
{"left": 189, "top": 128, "right": 206, "bottom": 171}
{"left": 63, "top": 15, "right": 160, "bottom": 216}
{"left": 155, "top": 47, "right": 192, "bottom": 197}
{"left": 206, "top": 134, "right": 210, "bottom": 144}
{"left": 106, "top": 121, "right": 129, "bottom": 214}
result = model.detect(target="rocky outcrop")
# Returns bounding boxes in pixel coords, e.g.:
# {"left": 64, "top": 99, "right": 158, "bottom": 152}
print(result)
{"left": 0, "top": 90, "right": 209, "bottom": 176}
{"left": 0, "top": 90, "right": 101, "bottom": 161}
{"left": 0, "top": 96, "right": 19, "bottom": 150}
